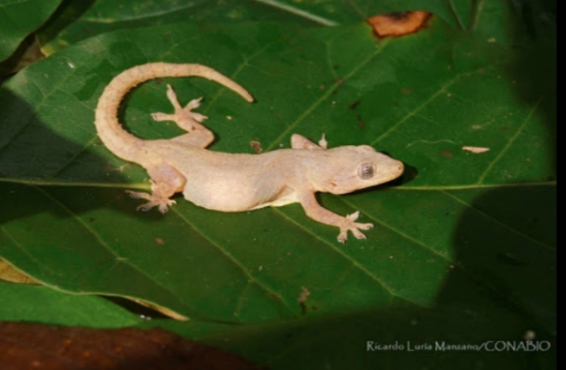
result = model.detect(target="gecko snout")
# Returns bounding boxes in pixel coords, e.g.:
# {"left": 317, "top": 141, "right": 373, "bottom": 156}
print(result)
{"left": 386, "top": 160, "right": 405, "bottom": 181}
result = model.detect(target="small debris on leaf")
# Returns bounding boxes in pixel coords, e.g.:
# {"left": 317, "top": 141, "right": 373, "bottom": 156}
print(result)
{"left": 462, "top": 146, "right": 490, "bottom": 154}
{"left": 0, "top": 259, "right": 39, "bottom": 285}
{"left": 249, "top": 140, "right": 263, "bottom": 153}
{"left": 298, "top": 287, "right": 311, "bottom": 314}
{"left": 298, "top": 287, "right": 310, "bottom": 303}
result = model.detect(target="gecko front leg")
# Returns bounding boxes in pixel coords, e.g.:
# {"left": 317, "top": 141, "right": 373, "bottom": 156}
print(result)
{"left": 126, "top": 165, "right": 186, "bottom": 213}
{"left": 298, "top": 192, "right": 373, "bottom": 243}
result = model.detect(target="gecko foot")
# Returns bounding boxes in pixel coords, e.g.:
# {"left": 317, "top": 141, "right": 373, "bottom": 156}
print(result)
{"left": 337, "top": 211, "right": 374, "bottom": 243}
{"left": 125, "top": 190, "right": 176, "bottom": 214}
{"left": 183, "top": 98, "right": 208, "bottom": 123}
{"left": 151, "top": 84, "right": 208, "bottom": 124}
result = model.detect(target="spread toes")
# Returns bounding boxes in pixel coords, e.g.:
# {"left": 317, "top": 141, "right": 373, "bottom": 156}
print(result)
{"left": 126, "top": 191, "right": 176, "bottom": 214}
{"left": 337, "top": 212, "right": 374, "bottom": 243}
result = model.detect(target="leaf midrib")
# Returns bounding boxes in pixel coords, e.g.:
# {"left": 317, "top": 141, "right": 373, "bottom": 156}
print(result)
{"left": 0, "top": 177, "right": 556, "bottom": 191}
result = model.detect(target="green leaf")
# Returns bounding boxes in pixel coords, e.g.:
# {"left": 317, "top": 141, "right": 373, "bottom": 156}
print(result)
{"left": 36, "top": 0, "right": 477, "bottom": 55}
{"left": 0, "top": 2, "right": 555, "bottom": 334}
{"left": 0, "top": 280, "right": 141, "bottom": 327}
{"left": 253, "top": 0, "right": 465, "bottom": 27}
{"left": 0, "top": 0, "right": 63, "bottom": 62}
{"left": 36, "top": 0, "right": 321, "bottom": 55}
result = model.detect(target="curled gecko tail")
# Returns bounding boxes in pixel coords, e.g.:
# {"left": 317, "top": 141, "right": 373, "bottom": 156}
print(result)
{"left": 183, "top": 63, "right": 254, "bottom": 103}
{"left": 94, "top": 62, "right": 254, "bottom": 162}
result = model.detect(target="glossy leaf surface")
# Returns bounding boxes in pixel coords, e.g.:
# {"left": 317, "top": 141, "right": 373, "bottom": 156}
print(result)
{"left": 0, "top": 0, "right": 62, "bottom": 62}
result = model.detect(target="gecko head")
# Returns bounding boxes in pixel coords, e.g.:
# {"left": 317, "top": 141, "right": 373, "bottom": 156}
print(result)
{"left": 315, "top": 145, "right": 404, "bottom": 195}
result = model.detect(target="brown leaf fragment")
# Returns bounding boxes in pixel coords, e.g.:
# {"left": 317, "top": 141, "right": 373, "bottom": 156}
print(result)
{"left": 0, "top": 259, "right": 39, "bottom": 285}
{"left": 249, "top": 140, "right": 263, "bottom": 153}
{"left": 367, "top": 11, "right": 432, "bottom": 38}
{"left": 0, "top": 322, "right": 265, "bottom": 370}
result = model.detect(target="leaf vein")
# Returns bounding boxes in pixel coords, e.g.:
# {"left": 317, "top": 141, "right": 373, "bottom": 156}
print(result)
{"left": 30, "top": 186, "right": 195, "bottom": 312}
{"left": 448, "top": 0, "right": 466, "bottom": 31}
{"left": 271, "top": 207, "right": 417, "bottom": 305}
{"left": 266, "top": 39, "right": 390, "bottom": 151}
{"left": 0, "top": 65, "right": 81, "bottom": 154}
{"left": 251, "top": 0, "right": 339, "bottom": 26}
{"left": 477, "top": 99, "right": 542, "bottom": 184}
{"left": 339, "top": 197, "right": 453, "bottom": 261}
{"left": 371, "top": 74, "right": 461, "bottom": 146}
{"left": 170, "top": 207, "right": 299, "bottom": 318}
{"left": 0, "top": 226, "right": 59, "bottom": 277}
{"left": 47, "top": 135, "right": 99, "bottom": 179}
{"left": 441, "top": 190, "right": 555, "bottom": 251}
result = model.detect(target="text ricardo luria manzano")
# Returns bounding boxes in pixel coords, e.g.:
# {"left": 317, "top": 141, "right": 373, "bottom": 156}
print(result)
{"left": 366, "top": 341, "right": 552, "bottom": 352}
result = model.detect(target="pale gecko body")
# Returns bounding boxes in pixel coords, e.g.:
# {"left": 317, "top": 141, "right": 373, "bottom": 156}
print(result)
{"left": 95, "top": 63, "right": 404, "bottom": 242}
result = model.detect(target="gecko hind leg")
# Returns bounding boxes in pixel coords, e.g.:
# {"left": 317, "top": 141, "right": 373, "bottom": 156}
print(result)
{"left": 126, "top": 165, "right": 186, "bottom": 214}
{"left": 151, "top": 84, "right": 208, "bottom": 128}
{"left": 151, "top": 84, "right": 214, "bottom": 148}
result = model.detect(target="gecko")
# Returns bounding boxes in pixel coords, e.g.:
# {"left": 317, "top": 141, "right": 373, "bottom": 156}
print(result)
{"left": 95, "top": 62, "right": 404, "bottom": 243}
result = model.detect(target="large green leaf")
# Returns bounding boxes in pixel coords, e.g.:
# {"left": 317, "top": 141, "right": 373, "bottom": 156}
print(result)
{"left": 252, "top": 0, "right": 465, "bottom": 27}
{"left": 37, "top": 0, "right": 476, "bottom": 55}
{"left": 0, "top": 0, "right": 63, "bottom": 62}
{"left": 36, "top": 0, "right": 320, "bottom": 55}
{"left": 0, "top": 2, "right": 556, "bottom": 369}
{"left": 0, "top": 0, "right": 555, "bottom": 352}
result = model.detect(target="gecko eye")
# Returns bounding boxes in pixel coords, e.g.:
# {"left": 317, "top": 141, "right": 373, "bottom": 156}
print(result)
{"left": 358, "top": 163, "right": 376, "bottom": 179}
